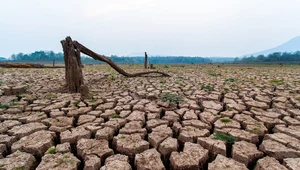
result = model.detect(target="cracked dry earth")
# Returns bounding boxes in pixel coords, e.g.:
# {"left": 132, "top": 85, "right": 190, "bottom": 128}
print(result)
{"left": 0, "top": 64, "right": 300, "bottom": 170}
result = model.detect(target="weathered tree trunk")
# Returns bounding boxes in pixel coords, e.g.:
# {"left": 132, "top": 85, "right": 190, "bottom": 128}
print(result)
{"left": 61, "top": 37, "right": 84, "bottom": 93}
{"left": 144, "top": 52, "right": 148, "bottom": 69}
{"left": 60, "top": 36, "right": 170, "bottom": 96}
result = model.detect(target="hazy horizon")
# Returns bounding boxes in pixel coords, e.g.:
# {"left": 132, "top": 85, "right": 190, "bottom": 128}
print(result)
{"left": 1, "top": 0, "right": 300, "bottom": 58}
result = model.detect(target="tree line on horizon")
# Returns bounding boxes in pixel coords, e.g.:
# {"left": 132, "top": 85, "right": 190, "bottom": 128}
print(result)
{"left": 233, "top": 51, "right": 300, "bottom": 63}
{"left": 8, "top": 51, "right": 211, "bottom": 64}
{"left": 4, "top": 50, "right": 300, "bottom": 64}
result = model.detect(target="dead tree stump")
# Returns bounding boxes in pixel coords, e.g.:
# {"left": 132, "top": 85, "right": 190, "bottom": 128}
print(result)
{"left": 61, "top": 37, "right": 86, "bottom": 94}
{"left": 60, "top": 36, "right": 170, "bottom": 97}
{"left": 144, "top": 52, "right": 148, "bottom": 69}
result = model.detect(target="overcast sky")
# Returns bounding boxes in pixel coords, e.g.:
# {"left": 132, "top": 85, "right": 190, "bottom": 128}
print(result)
{"left": 1, "top": 0, "right": 300, "bottom": 58}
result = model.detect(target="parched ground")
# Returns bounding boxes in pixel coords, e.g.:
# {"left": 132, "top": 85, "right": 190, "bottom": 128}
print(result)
{"left": 0, "top": 64, "right": 300, "bottom": 170}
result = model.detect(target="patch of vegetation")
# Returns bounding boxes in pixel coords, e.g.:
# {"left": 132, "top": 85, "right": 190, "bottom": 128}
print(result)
{"left": 201, "top": 85, "right": 214, "bottom": 91}
{"left": 63, "top": 155, "right": 70, "bottom": 159}
{"left": 212, "top": 132, "right": 235, "bottom": 144}
{"left": 255, "top": 122, "right": 262, "bottom": 126}
{"left": 46, "top": 93, "right": 57, "bottom": 99}
{"left": 225, "top": 78, "right": 238, "bottom": 82}
{"left": 159, "top": 93, "right": 183, "bottom": 104}
{"left": 122, "top": 84, "right": 129, "bottom": 88}
{"left": 72, "top": 101, "right": 79, "bottom": 105}
{"left": 164, "top": 65, "right": 169, "bottom": 68}
{"left": 120, "top": 135, "right": 126, "bottom": 139}
{"left": 0, "top": 104, "right": 10, "bottom": 109}
{"left": 38, "top": 113, "right": 44, "bottom": 117}
{"left": 13, "top": 167, "right": 24, "bottom": 170}
{"left": 89, "top": 93, "right": 94, "bottom": 99}
{"left": 224, "top": 88, "right": 229, "bottom": 93}
{"left": 0, "top": 80, "right": 4, "bottom": 85}
{"left": 209, "top": 72, "right": 217, "bottom": 77}
{"left": 53, "top": 154, "right": 75, "bottom": 168}
{"left": 88, "top": 99, "right": 97, "bottom": 103}
{"left": 227, "top": 108, "right": 233, "bottom": 111}
{"left": 289, "top": 90, "right": 294, "bottom": 93}
{"left": 207, "top": 70, "right": 221, "bottom": 77}
{"left": 111, "top": 75, "right": 115, "bottom": 80}
{"left": 220, "top": 118, "right": 231, "bottom": 123}
{"left": 271, "top": 79, "right": 284, "bottom": 85}
{"left": 296, "top": 98, "right": 300, "bottom": 101}
{"left": 46, "top": 147, "right": 57, "bottom": 154}
{"left": 110, "top": 114, "right": 120, "bottom": 118}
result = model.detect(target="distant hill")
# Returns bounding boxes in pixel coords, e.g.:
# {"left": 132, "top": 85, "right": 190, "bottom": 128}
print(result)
{"left": 245, "top": 36, "right": 300, "bottom": 57}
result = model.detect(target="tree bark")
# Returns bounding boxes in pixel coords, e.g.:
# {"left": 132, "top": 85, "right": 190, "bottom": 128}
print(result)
{"left": 61, "top": 37, "right": 84, "bottom": 93}
{"left": 72, "top": 41, "right": 170, "bottom": 77}
{"left": 144, "top": 52, "right": 148, "bottom": 69}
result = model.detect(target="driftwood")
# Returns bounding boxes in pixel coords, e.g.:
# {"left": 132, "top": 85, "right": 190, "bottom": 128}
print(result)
{"left": 61, "top": 36, "right": 170, "bottom": 94}
{"left": 0, "top": 62, "right": 64, "bottom": 68}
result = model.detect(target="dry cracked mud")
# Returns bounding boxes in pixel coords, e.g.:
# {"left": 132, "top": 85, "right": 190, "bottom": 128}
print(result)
{"left": 0, "top": 64, "right": 300, "bottom": 169}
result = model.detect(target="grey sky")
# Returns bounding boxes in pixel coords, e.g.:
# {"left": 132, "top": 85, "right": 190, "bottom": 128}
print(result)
{"left": 1, "top": 0, "right": 300, "bottom": 58}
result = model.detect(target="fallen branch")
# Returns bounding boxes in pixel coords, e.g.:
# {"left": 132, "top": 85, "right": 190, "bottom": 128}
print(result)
{"left": 0, "top": 62, "right": 64, "bottom": 68}
{"left": 72, "top": 41, "right": 170, "bottom": 77}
